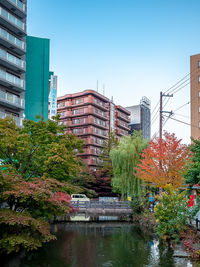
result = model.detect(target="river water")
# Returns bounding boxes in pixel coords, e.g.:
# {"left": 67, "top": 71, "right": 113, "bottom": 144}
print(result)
{"left": 2, "top": 222, "right": 194, "bottom": 267}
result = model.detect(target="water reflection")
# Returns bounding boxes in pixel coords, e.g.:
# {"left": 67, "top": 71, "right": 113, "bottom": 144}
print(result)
{"left": 2, "top": 223, "right": 193, "bottom": 267}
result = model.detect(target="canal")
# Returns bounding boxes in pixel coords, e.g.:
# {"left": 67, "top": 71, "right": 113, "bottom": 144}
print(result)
{"left": 2, "top": 222, "right": 193, "bottom": 267}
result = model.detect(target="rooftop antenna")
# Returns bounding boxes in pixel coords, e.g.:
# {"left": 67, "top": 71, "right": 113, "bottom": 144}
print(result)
{"left": 111, "top": 96, "right": 113, "bottom": 103}
{"left": 103, "top": 84, "right": 105, "bottom": 96}
{"left": 97, "top": 80, "right": 99, "bottom": 92}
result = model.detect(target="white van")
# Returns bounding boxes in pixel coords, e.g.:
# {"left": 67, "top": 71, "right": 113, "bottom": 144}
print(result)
{"left": 71, "top": 194, "right": 90, "bottom": 202}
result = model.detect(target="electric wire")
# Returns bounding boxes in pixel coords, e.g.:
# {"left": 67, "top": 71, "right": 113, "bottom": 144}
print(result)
{"left": 163, "top": 115, "right": 198, "bottom": 129}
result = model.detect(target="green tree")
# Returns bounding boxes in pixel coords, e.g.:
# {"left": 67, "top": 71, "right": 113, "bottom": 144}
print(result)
{"left": 110, "top": 132, "right": 148, "bottom": 200}
{"left": 184, "top": 138, "right": 200, "bottom": 192}
{"left": 0, "top": 116, "right": 87, "bottom": 254}
{"left": 154, "top": 184, "right": 189, "bottom": 243}
{"left": 0, "top": 116, "right": 84, "bottom": 182}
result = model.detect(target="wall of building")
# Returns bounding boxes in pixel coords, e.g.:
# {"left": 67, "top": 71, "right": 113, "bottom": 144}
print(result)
{"left": 190, "top": 54, "right": 200, "bottom": 140}
{"left": 25, "top": 36, "right": 49, "bottom": 121}
{"left": 126, "top": 97, "right": 151, "bottom": 140}
{"left": 0, "top": 0, "right": 27, "bottom": 126}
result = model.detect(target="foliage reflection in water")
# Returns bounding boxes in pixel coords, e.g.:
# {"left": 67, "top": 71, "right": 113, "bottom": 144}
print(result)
{"left": 3, "top": 223, "right": 193, "bottom": 267}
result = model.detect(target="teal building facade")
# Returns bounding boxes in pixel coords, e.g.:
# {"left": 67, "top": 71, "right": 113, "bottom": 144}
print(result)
{"left": 25, "top": 36, "right": 50, "bottom": 121}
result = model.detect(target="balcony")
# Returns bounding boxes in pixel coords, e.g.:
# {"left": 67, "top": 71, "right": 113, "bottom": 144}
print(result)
{"left": 0, "top": 47, "right": 25, "bottom": 73}
{"left": 116, "top": 111, "right": 130, "bottom": 123}
{"left": 1, "top": 0, "right": 26, "bottom": 19}
{"left": 0, "top": 90, "right": 24, "bottom": 110}
{"left": 116, "top": 120, "right": 130, "bottom": 131}
{"left": 0, "top": 68, "right": 25, "bottom": 92}
{"left": 0, "top": 6, "right": 26, "bottom": 36}
{"left": 69, "top": 116, "right": 108, "bottom": 129}
{"left": 116, "top": 128, "right": 129, "bottom": 137}
{"left": 0, "top": 110, "right": 23, "bottom": 126}
{"left": 0, "top": 27, "right": 25, "bottom": 55}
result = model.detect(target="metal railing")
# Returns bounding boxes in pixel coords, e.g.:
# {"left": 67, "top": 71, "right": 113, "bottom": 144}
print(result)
{"left": 0, "top": 68, "right": 24, "bottom": 88}
{"left": 0, "top": 27, "right": 25, "bottom": 50}
{"left": 0, "top": 90, "right": 24, "bottom": 108}
{"left": 0, "top": 47, "right": 25, "bottom": 69}
{"left": 70, "top": 200, "right": 132, "bottom": 210}
{"left": 0, "top": 6, "right": 25, "bottom": 30}
{"left": 9, "top": 0, "right": 25, "bottom": 11}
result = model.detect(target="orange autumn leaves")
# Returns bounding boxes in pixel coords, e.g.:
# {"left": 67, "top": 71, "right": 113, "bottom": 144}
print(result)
{"left": 136, "top": 132, "right": 190, "bottom": 188}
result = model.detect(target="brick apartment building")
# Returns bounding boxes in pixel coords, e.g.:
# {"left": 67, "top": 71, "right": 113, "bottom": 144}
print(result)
{"left": 57, "top": 90, "right": 130, "bottom": 170}
{"left": 190, "top": 54, "right": 200, "bottom": 140}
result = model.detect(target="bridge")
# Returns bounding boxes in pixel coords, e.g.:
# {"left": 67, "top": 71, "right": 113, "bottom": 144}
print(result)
{"left": 54, "top": 201, "right": 133, "bottom": 222}
{"left": 70, "top": 200, "right": 132, "bottom": 215}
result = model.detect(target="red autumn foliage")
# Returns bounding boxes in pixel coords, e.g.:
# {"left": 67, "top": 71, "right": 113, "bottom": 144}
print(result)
{"left": 136, "top": 132, "right": 189, "bottom": 188}
{"left": 90, "top": 169, "right": 117, "bottom": 197}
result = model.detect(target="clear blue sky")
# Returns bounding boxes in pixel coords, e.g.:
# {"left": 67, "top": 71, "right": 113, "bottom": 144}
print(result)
{"left": 27, "top": 0, "right": 200, "bottom": 143}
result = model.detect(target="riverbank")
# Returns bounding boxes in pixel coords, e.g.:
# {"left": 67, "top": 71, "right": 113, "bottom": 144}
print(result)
{"left": 132, "top": 212, "right": 156, "bottom": 234}
{"left": 131, "top": 211, "right": 200, "bottom": 265}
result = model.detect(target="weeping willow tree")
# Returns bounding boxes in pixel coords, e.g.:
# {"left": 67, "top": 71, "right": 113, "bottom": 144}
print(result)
{"left": 110, "top": 132, "right": 148, "bottom": 200}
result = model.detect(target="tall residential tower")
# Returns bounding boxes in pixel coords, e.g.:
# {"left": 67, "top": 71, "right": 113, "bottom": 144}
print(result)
{"left": 0, "top": 0, "right": 27, "bottom": 126}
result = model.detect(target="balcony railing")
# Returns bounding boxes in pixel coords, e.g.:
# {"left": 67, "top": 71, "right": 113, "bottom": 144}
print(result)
{"left": 0, "top": 7, "right": 25, "bottom": 31}
{"left": 0, "top": 90, "right": 24, "bottom": 108}
{"left": 0, "top": 68, "right": 24, "bottom": 89}
{"left": 0, "top": 111, "right": 22, "bottom": 126}
{"left": 0, "top": 27, "right": 25, "bottom": 50}
{"left": 0, "top": 47, "right": 25, "bottom": 69}
{"left": 8, "top": 0, "right": 25, "bottom": 12}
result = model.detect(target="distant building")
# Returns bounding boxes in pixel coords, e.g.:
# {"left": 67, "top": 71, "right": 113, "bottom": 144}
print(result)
{"left": 25, "top": 36, "right": 50, "bottom": 121}
{"left": 49, "top": 72, "right": 57, "bottom": 119}
{"left": 126, "top": 97, "right": 151, "bottom": 140}
{"left": 190, "top": 54, "right": 200, "bottom": 140}
{"left": 0, "top": 0, "right": 27, "bottom": 126}
{"left": 57, "top": 90, "right": 130, "bottom": 170}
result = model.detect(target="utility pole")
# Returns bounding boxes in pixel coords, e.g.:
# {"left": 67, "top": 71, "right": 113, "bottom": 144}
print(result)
{"left": 159, "top": 91, "right": 173, "bottom": 195}
{"left": 159, "top": 91, "right": 173, "bottom": 140}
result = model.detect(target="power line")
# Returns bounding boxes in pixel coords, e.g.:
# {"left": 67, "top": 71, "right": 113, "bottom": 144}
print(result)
{"left": 164, "top": 67, "right": 199, "bottom": 95}
{"left": 174, "top": 102, "right": 190, "bottom": 112}
{"left": 164, "top": 72, "right": 191, "bottom": 94}
{"left": 173, "top": 113, "right": 190, "bottom": 119}
{"left": 163, "top": 114, "right": 198, "bottom": 129}
{"left": 151, "top": 68, "right": 199, "bottom": 138}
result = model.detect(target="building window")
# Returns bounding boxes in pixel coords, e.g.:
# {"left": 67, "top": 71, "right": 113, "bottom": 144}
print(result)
{"left": 57, "top": 102, "right": 64, "bottom": 108}
{"left": 199, "top": 92, "right": 200, "bottom": 98}
{"left": 199, "top": 122, "right": 200, "bottom": 128}
{"left": 73, "top": 119, "right": 80, "bottom": 124}
{"left": 74, "top": 98, "right": 83, "bottom": 104}
{"left": 198, "top": 76, "right": 200, "bottom": 83}
{"left": 198, "top": 61, "right": 200, "bottom": 68}
{"left": 73, "top": 129, "right": 78, "bottom": 134}
{"left": 199, "top": 106, "right": 200, "bottom": 113}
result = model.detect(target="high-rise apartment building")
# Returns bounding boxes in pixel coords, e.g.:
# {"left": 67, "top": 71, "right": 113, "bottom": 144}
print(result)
{"left": 25, "top": 36, "right": 50, "bottom": 121}
{"left": 57, "top": 90, "right": 130, "bottom": 170}
{"left": 126, "top": 97, "right": 151, "bottom": 140}
{"left": 190, "top": 54, "right": 200, "bottom": 140}
{"left": 0, "top": 0, "right": 27, "bottom": 126}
